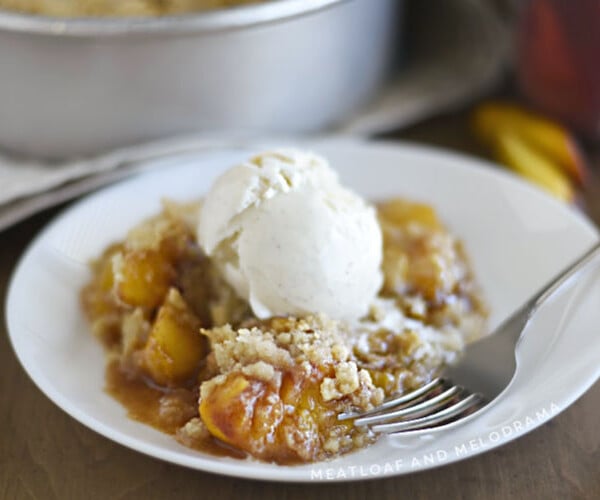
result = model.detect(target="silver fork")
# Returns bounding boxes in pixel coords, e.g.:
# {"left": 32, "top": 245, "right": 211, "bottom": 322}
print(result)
{"left": 339, "top": 241, "right": 600, "bottom": 435}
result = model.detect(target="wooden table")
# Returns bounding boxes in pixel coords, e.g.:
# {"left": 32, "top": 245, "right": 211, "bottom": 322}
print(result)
{"left": 1, "top": 112, "right": 599, "bottom": 500}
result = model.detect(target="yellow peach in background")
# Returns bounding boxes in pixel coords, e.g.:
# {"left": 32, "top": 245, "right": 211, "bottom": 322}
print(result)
{"left": 493, "top": 130, "right": 574, "bottom": 203}
{"left": 472, "top": 102, "right": 588, "bottom": 193}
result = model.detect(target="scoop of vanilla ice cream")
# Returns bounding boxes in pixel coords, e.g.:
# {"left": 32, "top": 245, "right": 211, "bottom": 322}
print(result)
{"left": 198, "top": 149, "right": 383, "bottom": 321}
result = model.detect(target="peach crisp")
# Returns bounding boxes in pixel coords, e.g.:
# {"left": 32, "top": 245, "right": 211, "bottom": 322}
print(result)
{"left": 81, "top": 198, "right": 486, "bottom": 464}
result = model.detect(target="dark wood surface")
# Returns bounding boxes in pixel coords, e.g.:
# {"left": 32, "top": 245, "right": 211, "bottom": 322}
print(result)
{"left": 1, "top": 112, "right": 599, "bottom": 500}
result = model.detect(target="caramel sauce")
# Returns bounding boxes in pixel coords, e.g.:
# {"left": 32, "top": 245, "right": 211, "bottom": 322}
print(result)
{"left": 105, "top": 361, "right": 246, "bottom": 460}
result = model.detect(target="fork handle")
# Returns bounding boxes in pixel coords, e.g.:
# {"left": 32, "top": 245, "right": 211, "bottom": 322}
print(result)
{"left": 529, "top": 241, "right": 600, "bottom": 313}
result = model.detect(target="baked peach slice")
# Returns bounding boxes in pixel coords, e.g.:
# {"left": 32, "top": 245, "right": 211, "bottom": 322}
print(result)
{"left": 378, "top": 199, "right": 464, "bottom": 301}
{"left": 112, "top": 204, "right": 198, "bottom": 310}
{"left": 143, "top": 288, "right": 206, "bottom": 386}
{"left": 199, "top": 367, "right": 361, "bottom": 463}
{"left": 113, "top": 248, "right": 176, "bottom": 310}
{"left": 377, "top": 199, "right": 442, "bottom": 230}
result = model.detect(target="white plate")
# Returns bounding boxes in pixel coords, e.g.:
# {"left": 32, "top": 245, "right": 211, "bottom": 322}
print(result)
{"left": 6, "top": 139, "right": 600, "bottom": 482}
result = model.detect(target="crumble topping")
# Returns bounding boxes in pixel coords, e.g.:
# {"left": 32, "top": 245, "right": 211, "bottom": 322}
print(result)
{"left": 320, "top": 362, "right": 361, "bottom": 402}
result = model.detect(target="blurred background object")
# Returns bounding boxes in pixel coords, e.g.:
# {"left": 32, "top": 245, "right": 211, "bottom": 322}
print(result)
{"left": 2, "top": 0, "right": 600, "bottom": 229}
{"left": 0, "top": 0, "right": 402, "bottom": 158}
{"left": 517, "top": 0, "right": 600, "bottom": 140}
{"left": 0, "top": 0, "right": 511, "bottom": 230}
{"left": 0, "top": 0, "right": 510, "bottom": 159}
{"left": 470, "top": 101, "right": 587, "bottom": 202}
{"left": 341, "top": 0, "right": 510, "bottom": 134}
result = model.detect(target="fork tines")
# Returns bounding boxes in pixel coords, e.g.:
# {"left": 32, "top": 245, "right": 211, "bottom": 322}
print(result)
{"left": 338, "top": 378, "right": 486, "bottom": 434}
